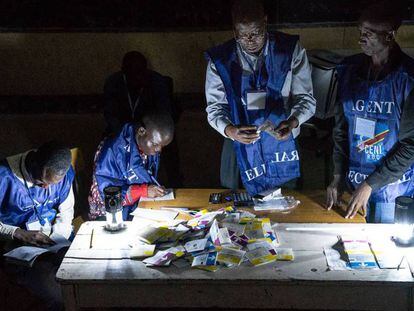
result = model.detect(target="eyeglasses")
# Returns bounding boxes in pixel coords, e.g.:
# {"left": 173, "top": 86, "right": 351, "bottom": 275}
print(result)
{"left": 235, "top": 24, "right": 266, "bottom": 43}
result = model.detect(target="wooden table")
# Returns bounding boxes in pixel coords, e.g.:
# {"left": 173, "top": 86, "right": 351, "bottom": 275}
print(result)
{"left": 57, "top": 222, "right": 414, "bottom": 311}
{"left": 138, "top": 188, "right": 365, "bottom": 223}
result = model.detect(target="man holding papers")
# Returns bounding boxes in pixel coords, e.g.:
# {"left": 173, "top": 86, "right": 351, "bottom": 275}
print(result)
{"left": 88, "top": 111, "right": 174, "bottom": 220}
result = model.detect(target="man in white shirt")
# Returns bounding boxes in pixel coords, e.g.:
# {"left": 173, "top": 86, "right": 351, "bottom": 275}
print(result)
{"left": 205, "top": 0, "right": 315, "bottom": 194}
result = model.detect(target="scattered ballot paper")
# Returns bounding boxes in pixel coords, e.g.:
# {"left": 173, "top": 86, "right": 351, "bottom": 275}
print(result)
{"left": 275, "top": 248, "right": 294, "bottom": 261}
{"left": 246, "top": 247, "right": 277, "bottom": 266}
{"left": 341, "top": 236, "right": 378, "bottom": 269}
{"left": 135, "top": 225, "right": 170, "bottom": 244}
{"left": 130, "top": 244, "right": 156, "bottom": 259}
{"left": 192, "top": 252, "right": 218, "bottom": 272}
{"left": 140, "top": 189, "right": 175, "bottom": 202}
{"left": 184, "top": 238, "right": 208, "bottom": 253}
{"left": 143, "top": 246, "right": 185, "bottom": 266}
{"left": 217, "top": 247, "right": 246, "bottom": 266}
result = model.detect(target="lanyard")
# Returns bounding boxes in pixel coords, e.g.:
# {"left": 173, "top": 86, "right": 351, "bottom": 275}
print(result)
{"left": 123, "top": 74, "right": 143, "bottom": 119}
{"left": 239, "top": 50, "right": 265, "bottom": 90}
{"left": 19, "top": 157, "right": 49, "bottom": 226}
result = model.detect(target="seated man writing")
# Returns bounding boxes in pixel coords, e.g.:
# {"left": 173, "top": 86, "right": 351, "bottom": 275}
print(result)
{"left": 88, "top": 111, "right": 174, "bottom": 220}
{"left": 0, "top": 141, "right": 75, "bottom": 310}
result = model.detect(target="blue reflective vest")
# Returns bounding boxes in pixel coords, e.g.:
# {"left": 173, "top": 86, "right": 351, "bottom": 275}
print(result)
{"left": 337, "top": 52, "right": 414, "bottom": 203}
{"left": 206, "top": 32, "right": 300, "bottom": 195}
{"left": 0, "top": 155, "right": 74, "bottom": 228}
{"left": 95, "top": 123, "right": 159, "bottom": 218}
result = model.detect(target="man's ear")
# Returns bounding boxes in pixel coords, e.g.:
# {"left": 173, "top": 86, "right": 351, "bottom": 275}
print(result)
{"left": 386, "top": 30, "right": 396, "bottom": 42}
{"left": 137, "top": 126, "right": 146, "bottom": 136}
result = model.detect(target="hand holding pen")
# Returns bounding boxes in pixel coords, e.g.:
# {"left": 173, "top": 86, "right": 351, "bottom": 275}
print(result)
{"left": 148, "top": 175, "right": 167, "bottom": 198}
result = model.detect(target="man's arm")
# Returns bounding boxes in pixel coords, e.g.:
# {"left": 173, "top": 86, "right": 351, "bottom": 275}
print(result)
{"left": 288, "top": 41, "right": 317, "bottom": 126}
{"left": 205, "top": 60, "right": 233, "bottom": 137}
{"left": 365, "top": 89, "right": 414, "bottom": 189}
{"left": 0, "top": 221, "right": 18, "bottom": 240}
{"left": 52, "top": 185, "right": 74, "bottom": 239}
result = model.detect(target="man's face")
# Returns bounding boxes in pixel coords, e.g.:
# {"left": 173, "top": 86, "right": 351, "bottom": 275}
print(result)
{"left": 33, "top": 168, "right": 65, "bottom": 189}
{"left": 358, "top": 21, "right": 393, "bottom": 56}
{"left": 234, "top": 19, "right": 267, "bottom": 54}
{"left": 136, "top": 126, "right": 173, "bottom": 156}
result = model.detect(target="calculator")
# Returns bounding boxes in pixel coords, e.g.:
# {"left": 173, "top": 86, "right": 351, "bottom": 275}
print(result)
{"left": 232, "top": 192, "right": 254, "bottom": 207}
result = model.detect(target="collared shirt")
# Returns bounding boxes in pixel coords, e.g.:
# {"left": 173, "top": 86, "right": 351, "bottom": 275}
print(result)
{"left": 205, "top": 36, "right": 316, "bottom": 138}
{"left": 0, "top": 151, "right": 74, "bottom": 240}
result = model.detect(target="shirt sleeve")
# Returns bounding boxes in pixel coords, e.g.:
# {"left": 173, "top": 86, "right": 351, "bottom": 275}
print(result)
{"left": 365, "top": 89, "right": 414, "bottom": 190}
{"left": 52, "top": 185, "right": 74, "bottom": 239}
{"left": 287, "top": 41, "right": 317, "bottom": 126}
{"left": 0, "top": 221, "right": 19, "bottom": 240}
{"left": 205, "top": 60, "right": 233, "bottom": 137}
{"left": 332, "top": 99, "right": 350, "bottom": 176}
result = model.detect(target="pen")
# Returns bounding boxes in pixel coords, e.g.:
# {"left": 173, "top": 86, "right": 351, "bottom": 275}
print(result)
{"left": 89, "top": 228, "right": 94, "bottom": 249}
{"left": 150, "top": 174, "right": 161, "bottom": 187}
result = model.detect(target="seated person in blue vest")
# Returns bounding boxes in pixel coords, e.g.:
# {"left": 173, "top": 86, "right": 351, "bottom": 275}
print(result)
{"left": 0, "top": 141, "right": 74, "bottom": 310}
{"left": 326, "top": 3, "right": 414, "bottom": 222}
{"left": 103, "top": 50, "right": 173, "bottom": 136}
{"left": 205, "top": 0, "right": 316, "bottom": 195}
{"left": 88, "top": 111, "right": 174, "bottom": 220}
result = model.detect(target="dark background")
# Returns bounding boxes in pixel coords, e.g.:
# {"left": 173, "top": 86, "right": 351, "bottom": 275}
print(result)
{"left": 0, "top": 0, "right": 412, "bottom": 31}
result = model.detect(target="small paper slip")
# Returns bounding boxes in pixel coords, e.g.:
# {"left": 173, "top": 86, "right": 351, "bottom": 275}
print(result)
{"left": 222, "top": 213, "right": 241, "bottom": 223}
{"left": 209, "top": 219, "right": 221, "bottom": 245}
{"left": 370, "top": 239, "right": 404, "bottom": 269}
{"left": 188, "top": 211, "right": 222, "bottom": 228}
{"left": 222, "top": 223, "right": 246, "bottom": 236}
{"left": 143, "top": 246, "right": 185, "bottom": 266}
{"left": 184, "top": 238, "right": 208, "bottom": 253}
{"left": 245, "top": 221, "right": 265, "bottom": 241}
{"left": 4, "top": 246, "right": 49, "bottom": 266}
{"left": 217, "top": 247, "right": 246, "bottom": 266}
{"left": 139, "top": 189, "right": 175, "bottom": 202}
{"left": 247, "top": 241, "right": 277, "bottom": 256}
{"left": 246, "top": 247, "right": 277, "bottom": 266}
{"left": 131, "top": 208, "right": 178, "bottom": 221}
{"left": 275, "top": 248, "right": 294, "bottom": 261}
{"left": 136, "top": 225, "right": 170, "bottom": 244}
{"left": 240, "top": 211, "right": 256, "bottom": 219}
{"left": 192, "top": 252, "right": 218, "bottom": 271}
{"left": 231, "top": 234, "right": 249, "bottom": 247}
{"left": 253, "top": 196, "right": 299, "bottom": 212}
{"left": 130, "top": 244, "right": 156, "bottom": 259}
{"left": 219, "top": 228, "right": 233, "bottom": 245}
{"left": 324, "top": 248, "right": 350, "bottom": 271}
{"left": 341, "top": 237, "right": 378, "bottom": 269}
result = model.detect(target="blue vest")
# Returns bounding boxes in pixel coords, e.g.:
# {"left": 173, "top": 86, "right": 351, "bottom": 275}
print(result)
{"left": 0, "top": 157, "right": 75, "bottom": 228}
{"left": 206, "top": 32, "right": 300, "bottom": 195}
{"left": 337, "top": 52, "right": 414, "bottom": 203}
{"left": 95, "top": 123, "right": 160, "bottom": 218}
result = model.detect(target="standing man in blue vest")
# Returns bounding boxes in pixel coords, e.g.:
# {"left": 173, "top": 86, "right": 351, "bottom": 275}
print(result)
{"left": 0, "top": 141, "right": 75, "bottom": 310}
{"left": 326, "top": 3, "right": 414, "bottom": 222}
{"left": 205, "top": 0, "right": 316, "bottom": 195}
{"left": 89, "top": 112, "right": 174, "bottom": 220}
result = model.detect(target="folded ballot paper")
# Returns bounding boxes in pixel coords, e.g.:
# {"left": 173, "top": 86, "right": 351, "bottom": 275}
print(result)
{"left": 341, "top": 236, "right": 378, "bottom": 269}
{"left": 130, "top": 206, "right": 284, "bottom": 270}
{"left": 3, "top": 233, "right": 71, "bottom": 267}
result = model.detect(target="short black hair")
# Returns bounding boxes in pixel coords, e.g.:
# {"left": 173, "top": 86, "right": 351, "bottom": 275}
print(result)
{"left": 141, "top": 111, "right": 174, "bottom": 137}
{"left": 35, "top": 141, "right": 71, "bottom": 177}
{"left": 359, "top": 1, "right": 403, "bottom": 31}
{"left": 122, "top": 51, "right": 147, "bottom": 73}
{"left": 231, "top": 0, "right": 265, "bottom": 25}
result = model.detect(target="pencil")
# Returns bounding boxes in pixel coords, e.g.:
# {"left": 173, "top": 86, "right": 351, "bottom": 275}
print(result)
{"left": 89, "top": 228, "right": 94, "bottom": 249}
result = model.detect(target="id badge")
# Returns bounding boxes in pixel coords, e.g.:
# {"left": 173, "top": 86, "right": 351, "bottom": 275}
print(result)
{"left": 354, "top": 116, "right": 376, "bottom": 138}
{"left": 246, "top": 90, "right": 266, "bottom": 110}
{"left": 26, "top": 216, "right": 51, "bottom": 235}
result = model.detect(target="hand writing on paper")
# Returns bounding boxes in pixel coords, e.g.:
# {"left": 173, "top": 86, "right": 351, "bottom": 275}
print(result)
{"left": 274, "top": 117, "right": 299, "bottom": 140}
{"left": 13, "top": 229, "right": 55, "bottom": 247}
{"left": 147, "top": 185, "right": 167, "bottom": 198}
{"left": 326, "top": 174, "right": 344, "bottom": 210}
{"left": 345, "top": 182, "right": 372, "bottom": 219}
{"left": 225, "top": 125, "right": 260, "bottom": 144}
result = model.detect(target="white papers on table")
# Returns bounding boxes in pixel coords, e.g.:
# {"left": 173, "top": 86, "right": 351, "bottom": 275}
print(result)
{"left": 131, "top": 208, "right": 178, "bottom": 222}
{"left": 217, "top": 247, "right": 246, "bottom": 266}
{"left": 324, "top": 248, "right": 350, "bottom": 271}
{"left": 184, "top": 238, "right": 208, "bottom": 253}
{"left": 139, "top": 189, "right": 175, "bottom": 202}
{"left": 130, "top": 244, "right": 156, "bottom": 259}
{"left": 370, "top": 238, "right": 404, "bottom": 269}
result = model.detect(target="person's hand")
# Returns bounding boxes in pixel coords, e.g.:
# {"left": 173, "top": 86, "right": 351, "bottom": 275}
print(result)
{"left": 224, "top": 125, "right": 260, "bottom": 144}
{"left": 345, "top": 182, "right": 372, "bottom": 219}
{"left": 147, "top": 185, "right": 167, "bottom": 198}
{"left": 274, "top": 117, "right": 299, "bottom": 140}
{"left": 326, "top": 174, "right": 344, "bottom": 210}
{"left": 13, "top": 228, "right": 55, "bottom": 246}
